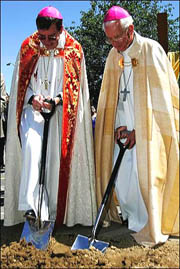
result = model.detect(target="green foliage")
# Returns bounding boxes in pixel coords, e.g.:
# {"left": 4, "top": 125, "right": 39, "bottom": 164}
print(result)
{"left": 67, "top": 0, "right": 179, "bottom": 106}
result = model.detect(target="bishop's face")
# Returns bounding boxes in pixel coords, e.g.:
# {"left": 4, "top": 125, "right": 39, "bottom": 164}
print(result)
{"left": 37, "top": 23, "right": 62, "bottom": 50}
{"left": 104, "top": 21, "right": 134, "bottom": 52}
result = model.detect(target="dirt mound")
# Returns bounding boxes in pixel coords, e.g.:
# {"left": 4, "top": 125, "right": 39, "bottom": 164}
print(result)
{"left": 1, "top": 237, "right": 179, "bottom": 268}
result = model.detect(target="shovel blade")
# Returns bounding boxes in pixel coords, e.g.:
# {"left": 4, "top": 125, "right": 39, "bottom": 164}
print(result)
{"left": 71, "top": 234, "right": 109, "bottom": 253}
{"left": 21, "top": 220, "right": 54, "bottom": 250}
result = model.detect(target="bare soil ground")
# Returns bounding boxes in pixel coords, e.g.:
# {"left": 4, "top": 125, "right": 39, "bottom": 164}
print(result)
{"left": 0, "top": 220, "right": 179, "bottom": 268}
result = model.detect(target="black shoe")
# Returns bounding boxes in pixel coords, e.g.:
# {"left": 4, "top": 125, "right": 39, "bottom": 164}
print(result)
{"left": 24, "top": 209, "right": 36, "bottom": 220}
{"left": 122, "top": 219, "right": 128, "bottom": 226}
{"left": 119, "top": 213, "right": 128, "bottom": 227}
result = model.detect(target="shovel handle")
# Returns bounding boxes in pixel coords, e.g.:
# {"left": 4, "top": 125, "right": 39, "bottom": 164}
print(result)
{"left": 91, "top": 139, "right": 128, "bottom": 240}
{"left": 101, "top": 140, "right": 128, "bottom": 205}
{"left": 37, "top": 99, "right": 56, "bottom": 220}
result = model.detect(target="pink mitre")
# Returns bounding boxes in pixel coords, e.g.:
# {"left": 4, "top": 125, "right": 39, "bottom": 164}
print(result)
{"left": 38, "top": 6, "right": 63, "bottom": 19}
{"left": 104, "top": 6, "right": 130, "bottom": 22}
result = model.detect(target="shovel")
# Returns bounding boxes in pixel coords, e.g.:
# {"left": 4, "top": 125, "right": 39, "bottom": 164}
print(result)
{"left": 71, "top": 140, "right": 129, "bottom": 252}
{"left": 21, "top": 98, "right": 56, "bottom": 249}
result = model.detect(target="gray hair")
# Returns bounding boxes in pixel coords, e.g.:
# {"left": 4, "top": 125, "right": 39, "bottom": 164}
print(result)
{"left": 103, "top": 16, "right": 133, "bottom": 31}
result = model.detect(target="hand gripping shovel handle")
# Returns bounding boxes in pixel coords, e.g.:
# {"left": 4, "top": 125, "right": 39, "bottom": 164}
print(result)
{"left": 37, "top": 99, "right": 55, "bottom": 222}
{"left": 91, "top": 140, "right": 128, "bottom": 241}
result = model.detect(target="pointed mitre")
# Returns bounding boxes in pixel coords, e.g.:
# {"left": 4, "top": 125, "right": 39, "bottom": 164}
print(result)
{"left": 38, "top": 6, "right": 63, "bottom": 19}
{"left": 104, "top": 6, "right": 130, "bottom": 22}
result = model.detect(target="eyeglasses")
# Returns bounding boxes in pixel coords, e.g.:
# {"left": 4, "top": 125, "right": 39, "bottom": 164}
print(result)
{"left": 105, "top": 29, "right": 128, "bottom": 45}
{"left": 38, "top": 33, "right": 58, "bottom": 41}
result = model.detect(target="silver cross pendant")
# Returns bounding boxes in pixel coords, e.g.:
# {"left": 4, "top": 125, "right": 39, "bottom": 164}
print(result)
{"left": 120, "top": 88, "right": 130, "bottom": 102}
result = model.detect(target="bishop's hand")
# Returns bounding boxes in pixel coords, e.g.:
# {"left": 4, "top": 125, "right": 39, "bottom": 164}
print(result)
{"left": 43, "top": 96, "right": 53, "bottom": 111}
{"left": 32, "top": 94, "right": 44, "bottom": 112}
{"left": 115, "top": 126, "right": 136, "bottom": 149}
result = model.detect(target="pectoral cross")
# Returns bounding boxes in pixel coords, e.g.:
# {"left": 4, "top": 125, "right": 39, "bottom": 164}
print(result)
{"left": 120, "top": 88, "right": 130, "bottom": 102}
{"left": 42, "top": 78, "right": 50, "bottom": 90}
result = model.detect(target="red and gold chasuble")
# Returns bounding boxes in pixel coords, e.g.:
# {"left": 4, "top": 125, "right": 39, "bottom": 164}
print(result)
{"left": 16, "top": 30, "right": 82, "bottom": 226}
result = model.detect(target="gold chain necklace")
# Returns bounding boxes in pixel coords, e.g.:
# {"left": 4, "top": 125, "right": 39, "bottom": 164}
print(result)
{"left": 42, "top": 54, "right": 51, "bottom": 90}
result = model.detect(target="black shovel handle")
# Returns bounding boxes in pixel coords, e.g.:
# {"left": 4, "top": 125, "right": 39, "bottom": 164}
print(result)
{"left": 91, "top": 140, "right": 128, "bottom": 240}
{"left": 37, "top": 99, "right": 55, "bottom": 220}
{"left": 39, "top": 99, "right": 56, "bottom": 185}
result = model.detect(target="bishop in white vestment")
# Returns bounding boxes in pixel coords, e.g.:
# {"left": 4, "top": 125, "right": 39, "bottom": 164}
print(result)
{"left": 4, "top": 6, "right": 97, "bottom": 228}
{"left": 95, "top": 6, "right": 179, "bottom": 246}
{"left": 114, "top": 36, "right": 148, "bottom": 233}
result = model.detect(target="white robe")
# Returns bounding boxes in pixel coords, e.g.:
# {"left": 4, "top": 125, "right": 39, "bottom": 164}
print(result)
{"left": 114, "top": 38, "right": 148, "bottom": 232}
{"left": 18, "top": 34, "right": 65, "bottom": 221}
{"left": 4, "top": 31, "right": 97, "bottom": 226}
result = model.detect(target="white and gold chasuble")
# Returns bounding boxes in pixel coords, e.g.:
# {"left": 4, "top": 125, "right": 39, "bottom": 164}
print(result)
{"left": 95, "top": 32, "right": 179, "bottom": 246}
